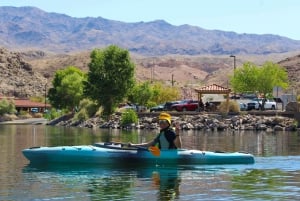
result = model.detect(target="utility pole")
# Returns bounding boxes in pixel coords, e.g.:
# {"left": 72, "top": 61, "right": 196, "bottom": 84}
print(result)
{"left": 171, "top": 74, "right": 174, "bottom": 86}
{"left": 230, "top": 55, "right": 236, "bottom": 98}
{"left": 44, "top": 83, "right": 47, "bottom": 113}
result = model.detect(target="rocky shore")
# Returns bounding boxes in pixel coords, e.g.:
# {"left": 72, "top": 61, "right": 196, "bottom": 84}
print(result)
{"left": 55, "top": 113, "right": 299, "bottom": 132}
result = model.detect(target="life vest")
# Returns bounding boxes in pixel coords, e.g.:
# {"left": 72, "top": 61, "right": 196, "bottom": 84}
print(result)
{"left": 154, "top": 127, "right": 177, "bottom": 150}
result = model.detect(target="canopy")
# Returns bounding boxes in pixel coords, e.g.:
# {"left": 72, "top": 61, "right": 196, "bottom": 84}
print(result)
{"left": 195, "top": 84, "right": 231, "bottom": 112}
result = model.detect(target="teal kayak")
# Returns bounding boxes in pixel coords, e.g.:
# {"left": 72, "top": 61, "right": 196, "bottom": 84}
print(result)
{"left": 22, "top": 142, "right": 255, "bottom": 165}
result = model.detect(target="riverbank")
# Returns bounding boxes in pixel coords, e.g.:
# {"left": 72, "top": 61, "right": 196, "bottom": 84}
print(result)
{"left": 0, "top": 118, "right": 48, "bottom": 125}
{"left": 52, "top": 111, "right": 299, "bottom": 132}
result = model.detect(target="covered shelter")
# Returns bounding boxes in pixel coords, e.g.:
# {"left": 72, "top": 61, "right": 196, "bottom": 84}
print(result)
{"left": 195, "top": 84, "right": 231, "bottom": 112}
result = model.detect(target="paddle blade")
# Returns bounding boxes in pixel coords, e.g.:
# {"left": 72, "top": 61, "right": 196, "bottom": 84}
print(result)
{"left": 148, "top": 146, "right": 160, "bottom": 157}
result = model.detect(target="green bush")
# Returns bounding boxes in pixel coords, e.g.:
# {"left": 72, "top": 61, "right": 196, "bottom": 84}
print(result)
{"left": 0, "top": 99, "right": 16, "bottom": 115}
{"left": 78, "top": 99, "right": 98, "bottom": 117}
{"left": 44, "top": 108, "right": 62, "bottom": 120}
{"left": 72, "top": 99, "right": 99, "bottom": 122}
{"left": 74, "top": 108, "right": 89, "bottom": 121}
{"left": 121, "top": 109, "right": 138, "bottom": 126}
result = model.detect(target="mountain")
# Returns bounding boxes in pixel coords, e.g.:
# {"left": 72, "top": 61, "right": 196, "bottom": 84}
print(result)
{"left": 1, "top": 6, "right": 300, "bottom": 56}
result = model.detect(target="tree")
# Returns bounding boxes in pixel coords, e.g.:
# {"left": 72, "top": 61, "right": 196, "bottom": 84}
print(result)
{"left": 257, "top": 62, "right": 289, "bottom": 96}
{"left": 84, "top": 45, "right": 135, "bottom": 117}
{"left": 48, "top": 66, "right": 86, "bottom": 111}
{"left": 149, "top": 82, "right": 181, "bottom": 105}
{"left": 230, "top": 62, "right": 260, "bottom": 93}
{"left": 127, "top": 81, "right": 153, "bottom": 106}
{"left": 230, "top": 62, "right": 289, "bottom": 96}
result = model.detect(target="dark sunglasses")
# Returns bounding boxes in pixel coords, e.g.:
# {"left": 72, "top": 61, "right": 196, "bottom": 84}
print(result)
{"left": 159, "top": 120, "right": 169, "bottom": 124}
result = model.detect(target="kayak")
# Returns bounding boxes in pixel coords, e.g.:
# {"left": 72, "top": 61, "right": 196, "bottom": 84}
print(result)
{"left": 22, "top": 142, "right": 255, "bottom": 165}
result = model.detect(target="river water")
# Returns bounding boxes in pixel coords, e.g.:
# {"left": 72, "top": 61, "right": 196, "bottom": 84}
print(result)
{"left": 1, "top": 125, "right": 300, "bottom": 201}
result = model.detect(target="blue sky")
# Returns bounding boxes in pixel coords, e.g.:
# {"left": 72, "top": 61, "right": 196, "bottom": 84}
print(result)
{"left": 1, "top": 0, "right": 300, "bottom": 40}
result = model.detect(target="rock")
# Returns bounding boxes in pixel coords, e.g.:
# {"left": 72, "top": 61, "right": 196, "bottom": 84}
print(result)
{"left": 273, "top": 125, "right": 284, "bottom": 131}
{"left": 256, "top": 123, "right": 267, "bottom": 130}
{"left": 286, "top": 125, "right": 297, "bottom": 131}
{"left": 48, "top": 111, "right": 298, "bottom": 133}
{"left": 286, "top": 102, "right": 300, "bottom": 112}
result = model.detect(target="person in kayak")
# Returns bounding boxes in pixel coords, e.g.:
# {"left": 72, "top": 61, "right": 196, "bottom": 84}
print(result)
{"left": 129, "top": 112, "right": 182, "bottom": 149}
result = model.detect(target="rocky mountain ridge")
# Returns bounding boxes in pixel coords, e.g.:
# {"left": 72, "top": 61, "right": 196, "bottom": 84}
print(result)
{"left": 0, "top": 48, "right": 47, "bottom": 97}
{"left": 1, "top": 6, "right": 300, "bottom": 56}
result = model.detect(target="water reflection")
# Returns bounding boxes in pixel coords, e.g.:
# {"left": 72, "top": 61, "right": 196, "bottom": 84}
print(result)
{"left": 1, "top": 125, "right": 300, "bottom": 201}
{"left": 22, "top": 163, "right": 182, "bottom": 201}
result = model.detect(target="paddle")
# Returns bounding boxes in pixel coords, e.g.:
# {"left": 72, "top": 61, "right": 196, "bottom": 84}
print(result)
{"left": 138, "top": 145, "right": 160, "bottom": 157}
{"left": 131, "top": 145, "right": 160, "bottom": 157}
{"left": 106, "top": 142, "right": 160, "bottom": 157}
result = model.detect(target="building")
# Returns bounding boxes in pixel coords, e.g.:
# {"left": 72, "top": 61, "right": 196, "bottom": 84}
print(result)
{"left": 0, "top": 97, "right": 51, "bottom": 113}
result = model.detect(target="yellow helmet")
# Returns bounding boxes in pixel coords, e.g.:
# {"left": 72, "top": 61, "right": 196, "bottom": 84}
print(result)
{"left": 159, "top": 112, "right": 171, "bottom": 125}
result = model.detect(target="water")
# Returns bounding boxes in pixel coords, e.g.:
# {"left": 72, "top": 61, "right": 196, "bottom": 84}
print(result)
{"left": 1, "top": 125, "right": 300, "bottom": 201}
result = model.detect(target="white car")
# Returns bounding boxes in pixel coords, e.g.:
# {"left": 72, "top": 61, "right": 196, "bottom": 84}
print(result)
{"left": 252, "top": 98, "right": 277, "bottom": 110}
{"left": 239, "top": 103, "right": 247, "bottom": 111}
{"left": 246, "top": 101, "right": 260, "bottom": 110}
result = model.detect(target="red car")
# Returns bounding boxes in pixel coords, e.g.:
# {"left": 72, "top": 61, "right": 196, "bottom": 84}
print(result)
{"left": 171, "top": 100, "right": 199, "bottom": 112}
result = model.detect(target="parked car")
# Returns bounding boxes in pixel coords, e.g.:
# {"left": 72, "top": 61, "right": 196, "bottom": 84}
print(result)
{"left": 241, "top": 93, "right": 257, "bottom": 99}
{"left": 119, "top": 103, "right": 147, "bottom": 112}
{"left": 253, "top": 98, "right": 277, "bottom": 110}
{"left": 247, "top": 101, "right": 260, "bottom": 110}
{"left": 149, "top": 104, "right": 165, "bottom": 112}
{"left": 119, "top": 104, "right": 137, "bottom": 111}
{"left": 239, "top": 103, "right": 247, "bottom": 111}
{"left": 171, "top": 100, "right": 199, "bottom": 112}
{"left": 163, "top": 101, "right": 181, "bottom": 111}
{"left": 30, "top": 108, "right": 39, "bottom": 113}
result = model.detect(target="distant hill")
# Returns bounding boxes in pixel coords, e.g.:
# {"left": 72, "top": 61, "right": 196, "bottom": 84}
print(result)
{"left": 1, "top": 6, "right": 300, "bottom": 56}
{"left": 0, "top": 46, "right": 299, "bottom": 98}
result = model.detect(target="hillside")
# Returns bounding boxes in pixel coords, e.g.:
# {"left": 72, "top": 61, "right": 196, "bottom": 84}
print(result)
{"left": 278, "top": 55, "right": 300, "bottom": 92}
{"left": 1, "top": 6, "right": 300, "bottom": 56}
{"left": 0, "top": 47, "right": 299, "bottom": 99}
{"left": 0, "top": 48, "right": 47, "bottom": 97}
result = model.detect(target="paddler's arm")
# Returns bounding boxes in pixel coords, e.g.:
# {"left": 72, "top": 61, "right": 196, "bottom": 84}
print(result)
{"left": 174, "top": 122, "right": 182, "bottom": 148}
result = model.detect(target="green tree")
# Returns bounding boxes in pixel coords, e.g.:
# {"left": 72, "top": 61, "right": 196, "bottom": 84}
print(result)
{"left": 48, "top": 66, "right": 86, "bottom": 111}
{"left": 150, "top": 82, "right": 181, "bottom": 105}
{"left": 230, "top": 62, "right": 260, "bottom": 93}
{"left": 230, "top": 62, "right": 289, "bottom": 96}
{"left": 257, "top": 62, "right": 289, "bottom": 96}
{"left": 84, "top": 45, "right": 135, "bottom": 117}
{"left": 127, "top": 81, "right": 153, "bottom": 106}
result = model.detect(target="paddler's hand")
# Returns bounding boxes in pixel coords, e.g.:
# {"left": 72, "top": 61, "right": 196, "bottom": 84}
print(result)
{"left": 174, "top": 122, "right": 180, "bottom": 133}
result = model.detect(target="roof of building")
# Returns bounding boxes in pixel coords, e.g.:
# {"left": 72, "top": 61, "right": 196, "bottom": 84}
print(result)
{"left": 0, "top": 97, "right": 50, "bottom": 108}
{"left": 195, "top": 84, "right": 231, "bottom": 94}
